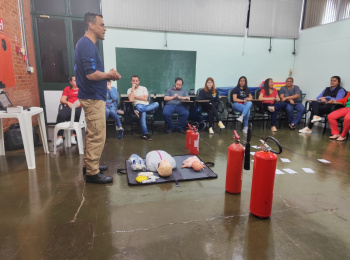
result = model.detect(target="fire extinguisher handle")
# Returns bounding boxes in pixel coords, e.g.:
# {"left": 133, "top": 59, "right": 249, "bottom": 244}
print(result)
{"left": 264, "top": 136, "right": 283, "bottom": 154}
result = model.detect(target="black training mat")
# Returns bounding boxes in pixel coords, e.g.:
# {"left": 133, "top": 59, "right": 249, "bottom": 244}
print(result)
{"left": 125, "top": 154, "right": 218, "bottom": 186}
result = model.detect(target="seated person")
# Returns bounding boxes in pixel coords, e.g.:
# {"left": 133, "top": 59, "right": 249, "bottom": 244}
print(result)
{"left": 56, "top": 75, "right": 81, "bottom": 146}
{"left": 327, "top": 91, "right": 350, "bottom": 141}
{"left": 232, "top": 76, "right": 252, "bottom": 134}
{"left": 299, "top": 76, "right": 346, "bottom": 133}
{"left": 258, "top": 78, "right": 286, "bottom": 132}
{"left": 145, "top": 150, "right": 176, "bottom": 177}
{"left": 127, "top": 75, "right": 159, "bottom": 141}
{"left": 106, "top": 80, "right": 124, "bottom": 139}
{"left": 163, "top": 77, "right": 190, "bottom": 134}
{"left": 279, "top": 77, "right": 306, "bottom": 129}
{"left": 198, "top": 77, "right": 225, "bottom": 134}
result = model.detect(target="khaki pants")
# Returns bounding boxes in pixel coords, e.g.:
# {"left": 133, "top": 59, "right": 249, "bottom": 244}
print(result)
{"left": 79, "top": 99, "right": 106, "bottom": 175}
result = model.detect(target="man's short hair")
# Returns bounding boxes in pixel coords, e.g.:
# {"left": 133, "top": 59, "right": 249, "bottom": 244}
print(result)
{"left": 175, "top": 77, "right": 183, "bottom": 84}
{"left": 286, "top": 77, "right": 294, "bottom": 82}
{"left": 131, "top": 75, "right": 139, "bottom": 80}
{"left": 84, "top": 12, "right": 103, "bottom": 31}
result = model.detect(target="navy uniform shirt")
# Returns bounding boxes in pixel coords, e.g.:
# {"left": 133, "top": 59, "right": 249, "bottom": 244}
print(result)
{"left": 74, "top": 36, "right": 107, "bottom": 100}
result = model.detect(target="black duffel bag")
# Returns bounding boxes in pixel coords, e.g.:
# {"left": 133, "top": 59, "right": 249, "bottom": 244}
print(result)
{"left": 4, "top": 124, "right": 40, "bottom": 151}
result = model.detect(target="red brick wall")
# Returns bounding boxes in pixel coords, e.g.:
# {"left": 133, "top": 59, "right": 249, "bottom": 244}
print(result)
{"left": 0, "top": 0, "right": 39, "bottom": 132}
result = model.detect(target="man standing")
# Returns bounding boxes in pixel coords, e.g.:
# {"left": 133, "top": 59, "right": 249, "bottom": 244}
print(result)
{"left": 75, "top": 13, "right": 121, "bottom": 184}
{"left": 279, "top": 77, "right": 305, "bottom": 129}
{"left": 127, "top": 75, "right": 159, "bottom": 141}
{"left": 163, "top": 77, "right": 190, "bottom": 134}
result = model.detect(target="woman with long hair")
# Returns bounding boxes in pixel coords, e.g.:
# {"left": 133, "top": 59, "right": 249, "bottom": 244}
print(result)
{"left": 258, "top": 78, "right": 286, "bottom": 132}
{"left": 232, "top": 76, "right": 252, "bottom": 133}
{"left": 198, "top": 77, "right": 225, "bottom": 134}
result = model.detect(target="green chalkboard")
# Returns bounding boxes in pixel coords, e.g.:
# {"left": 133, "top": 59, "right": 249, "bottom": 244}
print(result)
{"left": 115, "top": 48, "right": 196, "bottom": 95}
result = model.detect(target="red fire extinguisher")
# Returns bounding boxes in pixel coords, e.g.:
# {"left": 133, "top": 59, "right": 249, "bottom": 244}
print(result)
{"left": 225, "top": 130, "right": 245, "bottom": 194}
{"left": 186, "top": 123, "right": 193, "bottom": 149}
{"left": 250, "top": 137, "right": 282, "bottom": 218}
{"left": 190, "top": 126, "right": 199, "bottom": 155}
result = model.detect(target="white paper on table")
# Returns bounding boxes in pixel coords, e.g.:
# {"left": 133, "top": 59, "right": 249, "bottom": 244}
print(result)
{"left": 283, "top": 168, "right": 297, "bottom": 174}
{"left": 302, "top": 168, "right": 315, "bottom": 173}
{"left": 250, "top": 152, "right": 255, "bottom": 156}
{"left": 280, "top": 158, "right": 291, "bottom": 162}
{"left": 318, "top": 159, "right": 331, "bottom": 164}
{"left": 276, "top": 169, "right": 284, "bottom": 175}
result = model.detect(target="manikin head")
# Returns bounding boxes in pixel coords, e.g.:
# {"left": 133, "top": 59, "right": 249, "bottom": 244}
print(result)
{"left": 192, "top": 161, "right": 203, "bottom": 172}
{"left": 157, "top": 159, "right": 173, "bottom": 177}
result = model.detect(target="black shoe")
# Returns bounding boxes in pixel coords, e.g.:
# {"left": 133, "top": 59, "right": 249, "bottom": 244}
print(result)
{"left": 117, "top": 128, "right": 124, "bottom": 139}
{"left": 142, "top": 134, "right": 152, "bottom": 141}
{"left": 178, "top": 128, "right": 186, "bottom": 134}
{"left": 86, "top": 172, "right": 113, "bottom": 184}
{"left": 83, "top": 164, "right": 108, "bottom": 174}
{"left": 166, "top": 129, "right": 173, "bottom": 134}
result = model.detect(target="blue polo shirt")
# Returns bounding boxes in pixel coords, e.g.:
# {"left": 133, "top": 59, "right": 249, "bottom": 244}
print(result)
{"left": 74, "top": 36, "right": 107, "bottom": 100}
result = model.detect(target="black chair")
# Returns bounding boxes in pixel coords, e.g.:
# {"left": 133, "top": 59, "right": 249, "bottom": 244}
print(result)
{"left": 124, "top": 91, "right": 158, "bottom": 135}
{"left": 106, "top": 90, "right": 124, "bottom": 127}
{"left": 195, "top": 88, "right": 224, "bottom": 130}
{"left": 252, "top": 88, "right": 270, "bottom": 129}
{"left": 225, "top": 88, "right": 241, "bottom": 126}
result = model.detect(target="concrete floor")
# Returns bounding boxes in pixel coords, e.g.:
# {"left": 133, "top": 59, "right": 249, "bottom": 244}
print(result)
{"left": 0, "top": 121, "right": 350, "bottom": 260}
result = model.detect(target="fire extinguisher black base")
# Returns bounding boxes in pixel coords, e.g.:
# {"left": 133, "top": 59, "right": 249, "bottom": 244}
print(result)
{"left": 250, "top": 212, "right": 270, "bottom": 219}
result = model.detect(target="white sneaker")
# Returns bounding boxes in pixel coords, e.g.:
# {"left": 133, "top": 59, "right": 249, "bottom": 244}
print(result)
{"left": 56, "top": 138, "right": 63, "bottom": 146}
{"left": 242, "top": 126, "right": 248, "bottom": 133}
{"left": 209, "top": 127, "right": 214, "bottom": 135}
{"left": 237, "top": 115, "right": 244, "bottom": 123}
{"left": 311, "top": 116, "right": 322, "bottom": 123}
{"left": 71, "top": 136, "right": 77, "bottom": 145}
{"left": 299, "top": 127, "right": 312, "bottom": 133}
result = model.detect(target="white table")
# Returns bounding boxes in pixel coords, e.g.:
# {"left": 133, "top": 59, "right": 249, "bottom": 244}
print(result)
{"left": 0, "top": 107, "right": 49, "bottom": 169}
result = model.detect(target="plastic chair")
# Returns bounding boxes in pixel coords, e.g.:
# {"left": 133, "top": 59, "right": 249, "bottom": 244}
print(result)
{"left": 53, "top": 100, "right": 85, "bottom": 155}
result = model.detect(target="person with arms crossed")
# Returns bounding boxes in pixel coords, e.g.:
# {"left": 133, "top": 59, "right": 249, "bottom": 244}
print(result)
{"left": 127, "top": 75, "right": 159, "bottom": 141}
{"left": 75, "top": 12, "right": 121, "bottom": 184}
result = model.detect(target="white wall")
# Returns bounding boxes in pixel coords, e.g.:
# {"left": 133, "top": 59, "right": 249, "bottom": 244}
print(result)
{"left": 103, "top": 28, "right": 296, "bottom": 91}
{"left": 294, "top": 19, "right": 350, "bottom": 99}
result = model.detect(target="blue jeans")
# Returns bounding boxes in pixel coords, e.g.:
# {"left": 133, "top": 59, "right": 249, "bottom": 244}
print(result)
{"left": 106, "top": 104, "right": 122, "bottom": 128}
{"left": 163, "top": 104, "right": 190, "bottom": 130}
{"left": 134, "top": 102, "right": 159, "bottom": 134}
{"left": 263, "top": 102, "right": 287, "bottom": 126}
{"left": 285, "top": 103, "right": 305, "bottom": 126}
{"left": 233, "top": 101, "right": 252, "bottom": 127}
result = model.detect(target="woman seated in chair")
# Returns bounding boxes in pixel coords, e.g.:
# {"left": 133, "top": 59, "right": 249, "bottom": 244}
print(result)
{"left": 198, "top": 77, "right": 225, "bottom": 134}
{"left": 327, "top": 91, "right": 350, "bottom": 141}
{"left": 258, "top": 78, "right": 286, "bottom": 132}
{"left": 232, "top": 76, "right": 252, "bottom": 133}
{"left": 106, "top": 81, "right": 124, "bottom": 139}
{"left": 56, "top": 75, "right": 81, "bottom": 146}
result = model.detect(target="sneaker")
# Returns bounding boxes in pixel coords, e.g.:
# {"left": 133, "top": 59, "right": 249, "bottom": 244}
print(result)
{"left": 299, "top": 127, "right": 312, "bottom": 133}
{"left": 218, "top": 121, "right": 225, "bottom": 129}
{"left": 134, "top": 110, "right": 140, "bottom": 119}
{"left": 311, "top": 116, "right": 322, "bottom": 123}
{"left": 56, "top": 138, "right": 63, "bottom": 146}
{"left": 178, "top": 128, "right": 186, "bottom": 134}
{"left": 117, "top": 128, "right": 124, "bottom": 139}
{"left": 71, "top": 136, "right": 77, "bottom": 145}
{"left": 209, "top": 127, "right": 214, "bottom": 135}
{"left": 237, "top": 115, "right": 244, "bottom": 123}
{"left": 242, "top": 126, "right": 248, "bottom": 133}
{"left": 142, "top": 134, "right": 152, "bottom": 141}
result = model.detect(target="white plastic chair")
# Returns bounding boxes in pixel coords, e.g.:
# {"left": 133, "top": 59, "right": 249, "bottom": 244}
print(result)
{"left": 53, "top": 100, "right": 86, "bottom": 155}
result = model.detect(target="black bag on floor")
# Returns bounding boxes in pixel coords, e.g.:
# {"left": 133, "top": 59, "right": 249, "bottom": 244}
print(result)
{"left": 4, "top": 124, "right": 40, "bottom": 151}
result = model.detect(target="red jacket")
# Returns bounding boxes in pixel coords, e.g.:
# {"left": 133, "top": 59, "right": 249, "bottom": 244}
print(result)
{"left": 337, "top": 92, "right": 350, "bottom": 106}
